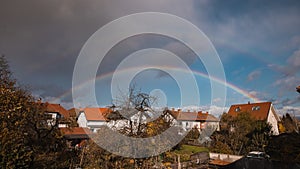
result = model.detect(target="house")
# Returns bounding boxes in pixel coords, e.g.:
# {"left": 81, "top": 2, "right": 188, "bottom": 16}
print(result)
{"left": 209, "top": 152, "right": 243, "bottom": 167}
{"left": 77, "top": 108, "right": 111, "bottom": 133}
{"left": 227, "top": 102, "right": 280, "bottom": 135}
{"left": 169, "top": 109, "right": 220, "bottom": 131}
{"left": 190, "top": 152, "right": 209, "bottom": 165}
{"left": 60, "top": 127, "right": 91, "bottom": 148}
{"left": 42, "top": 102, "right": 71, "bottom": 128}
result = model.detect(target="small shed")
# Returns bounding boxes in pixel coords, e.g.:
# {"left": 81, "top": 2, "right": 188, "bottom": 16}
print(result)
{"left": 190, "top": 151, "right": 209, "bottom": 164}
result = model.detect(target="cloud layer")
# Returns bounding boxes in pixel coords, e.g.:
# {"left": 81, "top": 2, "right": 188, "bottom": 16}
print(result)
{"left": 1, "top": 0, "right": 300, "bottom": 109}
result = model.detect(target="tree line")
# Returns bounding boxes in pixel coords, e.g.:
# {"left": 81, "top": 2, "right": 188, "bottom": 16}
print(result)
{"left": 209, "top": 110, "right": 300, "bottom": 163}
{"left": 0, "top": 56, "right": 78, "bottom": 168}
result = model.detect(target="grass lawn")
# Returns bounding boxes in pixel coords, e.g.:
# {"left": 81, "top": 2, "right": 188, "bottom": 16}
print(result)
{"left": 175, "top": 145, "right": 209, "bottom": 154}
{"left": 165, "top": 145, "right": 209, "bottom": 162}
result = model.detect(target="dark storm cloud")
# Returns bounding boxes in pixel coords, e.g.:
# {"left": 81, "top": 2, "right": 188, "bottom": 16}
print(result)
{"left": 0, "top": 0, "right": 198, "bottom": 98}
{"left": 1, "top": 0, "right": 300, "bottom": 108}
{"left": 99, "top": 34, "right": 200, "bottom": 79}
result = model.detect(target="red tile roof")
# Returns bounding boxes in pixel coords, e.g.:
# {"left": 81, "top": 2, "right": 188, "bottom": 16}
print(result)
{"left": 81, "top": 108, "right": 111, "bottom": 121}
{"left": 169, "top": 110, "right": 219, "bottom": 122}
{"left": 228, "top": 102, "right": 272, "bottom": 120}
{"left": 206, "top": 114, "right": 220, "bottom": 122}
{"left": 60, "top": 127, "right": 91, "bottom": 139}
{"left": 43, "top": 102, "right": 70, "bottom": 118}
{"left": 209, "top": 159, "right": 231, "bottom": 166}
{"left": 60, "top": 127, "right": 91, "bottom": 135}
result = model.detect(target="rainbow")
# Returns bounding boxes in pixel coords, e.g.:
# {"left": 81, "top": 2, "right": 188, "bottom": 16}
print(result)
{"left": 51, "top": 66, "right": 260, "bottom": 105}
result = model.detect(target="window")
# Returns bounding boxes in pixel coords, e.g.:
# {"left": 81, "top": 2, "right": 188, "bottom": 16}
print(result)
{"left": 57, "top": 114, "right": 62, "bottom": 119}
{"left": 235, "top": 107, "right": 241, "bottom": 112}
{"left": 252, "top": 106, "right": 260, "bottom": 111}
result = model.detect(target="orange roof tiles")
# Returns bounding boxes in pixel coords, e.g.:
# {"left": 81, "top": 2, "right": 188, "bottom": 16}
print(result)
{"left": 169, "top": 110, "right": 219, "bottom": 122}
{"left": 44, "top": 102, "right": 70, "bottom": 118}
{"left": 60, "top": 127, "right": 91, "bottom": 135}
{"left": 209, "top": 159, "right": 231, "bottom": 166}
{"left": 227, "top": 102, "right": 272, "bottom": 120}
{"left": 81, "top": 108, "right": 111, "bottom": 121}
{"left": 206, "top": 114, "right": 220, "bottom": 122}
{"left": 176, "top": 111, "right": 198, "bottom": 121}
{"left": 60, "top": 127, "right": 92, "bottom": 139}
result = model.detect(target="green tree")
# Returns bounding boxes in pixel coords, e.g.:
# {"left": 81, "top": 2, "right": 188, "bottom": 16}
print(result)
{"left": 281, "top": 113, "right": 298, "bottom": 133}
{"left": 246, "top": 121, "right": 272, "bottom": 152}
{"left": 266, "top": 132, "right": 300, "bottom": 163}
{"left": 209, "top": 140, "right": 233, "bottom": 154}
{"left": 230, "top": 112, "right": 256, "bottom": 154}
{"left": 210, "top": 112, "right": 272, "bottom": 155}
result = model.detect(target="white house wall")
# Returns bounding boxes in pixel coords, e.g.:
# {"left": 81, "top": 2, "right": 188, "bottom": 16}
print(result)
{"left": 178, "top": 121, "right": 220, "bottom": 132}
{"left": 178, "top": 121, "right": 198, "bottom": 130}
{"left": 206, "top": 122, "right": 220, "bottom": 131}
{"left": 46, "top": 112, "right": 57, "bottom": 126}
{"left": 58, "top": 124, "right": 67, "bottom": 128}
{"left": 87, "top": 121, "right": 106, "bottom": 127}
{"left": 77, "top": 112, "right": 87, "bottom": 128}
{"left": 267, "top": 105, "right": 279, "bottom": 135}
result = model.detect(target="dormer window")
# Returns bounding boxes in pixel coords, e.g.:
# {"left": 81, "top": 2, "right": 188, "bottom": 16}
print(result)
{"left": 252, "top": 106, "right": 260, "bottom": 111}
{"left": 235, "top": 107, "right": 241, "bottom": 112}
{"left": 255, "top": 106, "right": 260, "bottom": 110}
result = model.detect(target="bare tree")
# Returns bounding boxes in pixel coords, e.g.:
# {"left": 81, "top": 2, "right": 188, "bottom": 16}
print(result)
{"left": 81, "top": 86, "right": 176, "bottom": 168}
{"left": 106, "top": 86, "right": 169, "bottom": 137}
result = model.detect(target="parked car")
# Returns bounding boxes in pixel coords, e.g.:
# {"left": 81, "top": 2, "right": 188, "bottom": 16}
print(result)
{"left": 246, "top": 151, "right": 270, "bottom": 159}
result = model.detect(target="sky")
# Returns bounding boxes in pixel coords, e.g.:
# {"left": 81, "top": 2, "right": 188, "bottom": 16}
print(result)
{"left": 1, "top": 0, "right": 300, "bottom": 116}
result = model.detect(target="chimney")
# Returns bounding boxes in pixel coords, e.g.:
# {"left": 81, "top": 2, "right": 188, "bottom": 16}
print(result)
{"left": 172, "top": 108, "right": 174, "bottom": 111}
{"left": 248, "top": 101, "right": 250, "bottom": 104}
